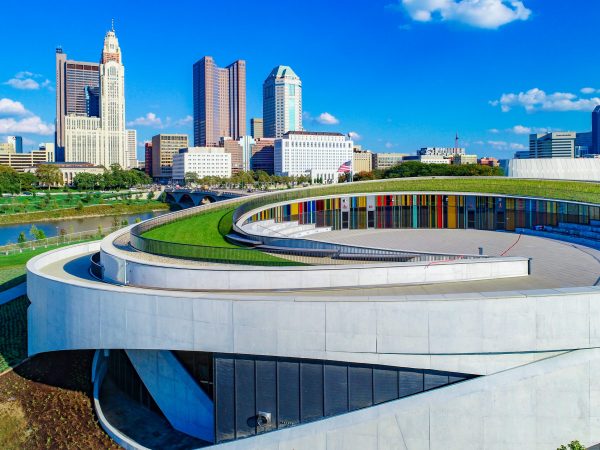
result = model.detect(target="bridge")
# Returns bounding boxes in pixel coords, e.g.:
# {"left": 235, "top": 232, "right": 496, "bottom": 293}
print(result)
{"left": 162, "top": 188, "right": 246, "bottom": 208}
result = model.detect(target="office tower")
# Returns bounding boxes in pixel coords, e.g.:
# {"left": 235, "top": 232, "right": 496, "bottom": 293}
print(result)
{"left": 592, "top": 106, "right": 600, "bottom": 154}
{"left": 529, "top": 132, "right": 576, "bottom": 158}
{"left": 274, "top": 131, "right": 352, "bottom": 183}
{"left": 62, "top": 25, "right": 127, "bottom": 168}
{"left": 144, "top": 142, "right": 152, "bottom": 176}
{"left": 251, "top": 138, "right": 275, "bottom": 174}
{"left": 263, "top": 65, "right": 302, "bottom": 139}
{"left": 192, "top": 56, "right": 246, "bottom": 147}
{"left": 151, "top": 134, "right": 189, "bottom": 179}
{"left": 221, "top": 137, "right": 244, "bottom": 174}
{"left": 126, "top": 129, "right": 137, "bottom": 168}
{"left": 55, "top": 48, "right": 100, "bottom": 160}
{"left": 7, "top": 136, "right": 23, "bottom": 153}
{"left": 250, "top": 118, "right": 263, "bottom": 139}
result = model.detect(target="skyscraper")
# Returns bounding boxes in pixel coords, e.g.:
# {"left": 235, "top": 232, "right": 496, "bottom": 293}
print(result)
{"left": 126, "top": 129, "right": 137, "bottom": 169}
{"left": 263, "top": 65, "right": 302, "bottom": 139}
{"left": 192, "top": 56, "right": 246, "bottom": 147}
{"left": 63, "top": 25, "right": 127, "bottom": 168}
{"left": 250, "top": 118, "right": 263, "bottom": 139}
{"left": 151, "top": 134, "right": 189, "bottom": 179}
{"left": 55, "top": 48, "right": 100, "bottom": 160}
{"left": 592, "top": 106, "right": 600, "bottom": 154}
{"left": 7, "top": 136, "right": 23, "bottom": 153}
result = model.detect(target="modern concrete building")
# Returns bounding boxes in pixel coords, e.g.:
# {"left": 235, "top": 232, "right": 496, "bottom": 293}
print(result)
{"left": 504, "top": 157, "right": 600, "bottom": 181}
{"left": 0, "top": 144, "right": 55, "bottom": 171}
{"left": 192, "top": 56, "right": 246, "bottom": 147}
{"left": 250, "top": 117, "right": 263, "bottom": 139}
{"left": 63, "top": 26, "right": 128, "bottom": 168}
{"left": 263, "top": 65, "right": 302, "bottom": 139}
{"left": 352, "top": 148, "right": 373, "bottom": 173}
{"left": 172, "top": 147, "right": 232, "bottom": 182}
{"left": 372, "top": 152, "right": 408, "bottom": 170}
{"left": 25, "top": 184, "right": 600, "bottom": 449}
{"left": 274, "top": 131, "right": 353, "bottom": 183}
{"left": 7, "top": 136, "right": 23, "bottom": 153}
{"left": 453, "top": 154, "right": 478, "bottom": 165}
{"left": 251, "top": 138, "right": 275, "bottom": 174}
{"left": 151, "top": 134, "right": 189, "bottom": 180}
{"left": 221, "top": 137, "right": 243, "bottom": 174}
{"left": 126, "top": 129, "right": 137, "bottom": 169}
{"left": 55, "top": 47, "right": 100, "bottom": 160}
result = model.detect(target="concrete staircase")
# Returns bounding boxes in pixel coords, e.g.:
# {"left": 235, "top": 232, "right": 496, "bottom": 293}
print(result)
{"left": 517, "top": 221, "right": 600, "bottom": 250}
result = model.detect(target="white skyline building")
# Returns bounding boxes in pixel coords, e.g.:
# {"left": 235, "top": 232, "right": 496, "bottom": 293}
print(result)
{"left": 263, "top": 66, "right": 302, "bottom": 139}
{"left": 275, "top": 131, "right": 353, "bottom": 183}
{"left": 64, "top": 26, "right": 127, "bottom": 168}
{"left": 172, "top": 147, "right": 232, "bottom": 181}
{"left": 126, "top": 129, "right": 137, "bottom": 169}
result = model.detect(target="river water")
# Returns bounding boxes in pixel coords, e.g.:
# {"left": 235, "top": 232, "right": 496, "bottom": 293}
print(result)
{"left": 0, "top": 211, "right": 166, "bottom": 245}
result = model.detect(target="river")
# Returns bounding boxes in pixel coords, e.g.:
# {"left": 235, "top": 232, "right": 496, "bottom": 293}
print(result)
{"left": 0, "top": 211, "right": 166, "bottom": 245}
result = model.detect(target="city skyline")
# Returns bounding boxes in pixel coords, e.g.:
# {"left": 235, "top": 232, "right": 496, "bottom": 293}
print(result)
{"left": 1, "top": 0, "right": 599, "bottom": 160}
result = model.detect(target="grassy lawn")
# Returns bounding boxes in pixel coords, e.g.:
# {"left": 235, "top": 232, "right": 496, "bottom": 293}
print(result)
{"left": 142, "top": 206, "right": 301, "bottom": 265}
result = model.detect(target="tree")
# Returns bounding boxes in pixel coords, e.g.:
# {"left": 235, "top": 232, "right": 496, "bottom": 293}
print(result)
{"left": 0, "top": 165, "right": 21, "bottom": 194}
{"left": 557, "top": 441, "right": 586, "bottom": 450}
{"left": 36, "top": 164, "right": 63, "bottom": 189}
{"left": 29, "top": 225, "right": 46, "bottom": 240}
{"left": 185, "top": 172, "right": 199, "bottom": 185}
{"left": 75, "top": 200, "right": 84, "bottom": 211}
{"left": 18, "top": 172, "right": 38, "bottom": 191}
{"left": 17, "top": 232, "right": 26, "bottom": 245}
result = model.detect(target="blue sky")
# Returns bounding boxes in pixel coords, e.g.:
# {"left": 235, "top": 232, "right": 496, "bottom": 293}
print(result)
{"left": 1, "top": 0, "right": 599, "bottom": 160}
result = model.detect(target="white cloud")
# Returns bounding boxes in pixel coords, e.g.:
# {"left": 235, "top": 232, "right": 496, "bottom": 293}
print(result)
{"left": 127, "top": 112, "right": 163, "bottom": 127}
{"left": 0, "top": 98, "right": 29, "bottom": 117}
{"left": 348, "top": 131, "right": 362, "bottom": 141}
{"left": 581, "top": 87, "right": 599, "bottom": 95}
{"left": 399, "top": 0, "right": 531, "bottom": 29}
{"left": 3, "top": 71, "right": 52, "bottom": 91}
{"left": 385, "top": 142, "right": 395, "bottom": 149}
{"left": 512, "top": 125, "right": 531, "bottom": 134}
{"left": 488, "top": 128, "right": 500, "bottom": 134}
{"left": 4, "top": 78, "right": 40, "bottom": 90}
{"left": 486, "top": 140, "right": 525, "bottom": 151}
{"left": 491, "top": 88, "right": 600, "bottom": 112}
{"left": 0, "top": 116, "right": 54, "bottom": 135}
{"left": 173, "top": 115, "right": 193, "bottom": 127}
{"left": 316, "top": 112, "right": 339, "bottom": 125}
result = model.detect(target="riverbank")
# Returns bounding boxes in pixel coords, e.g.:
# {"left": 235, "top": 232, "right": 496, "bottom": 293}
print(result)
{"left": 0, "top": 201, "right": 170, "bottom": 226}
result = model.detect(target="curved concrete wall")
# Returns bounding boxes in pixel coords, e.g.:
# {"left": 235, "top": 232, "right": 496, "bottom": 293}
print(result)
{"left": 27, "top": 242, "right": 600, "bottom": 376}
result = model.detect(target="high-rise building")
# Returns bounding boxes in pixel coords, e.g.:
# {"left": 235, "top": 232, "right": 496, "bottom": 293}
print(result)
{"left": 593, "top": 106, "right": 600, "bottom": 154}
{"left": 126, "top": 129, "right": 137, "bottom": 168}
{"left": 529, "top": 132, "right": 576, "bottom": 158}
{"left": 144, "top": 142, "right": 152, "bottom": 176}
{"left": 192, "top": 56, "right": 246, "bottom": 147}
{"left": 55, "top": 48, "right": 100, "bottom": 160}
{"left": 251, "top": 138, "right": 275, "bottom": 174}
{"left": 250, "top": 118, "right": 263, "bottom": 139}
{"left": 63, "top": 26, "right": 127, "bottom": 168}
{"left": 275, "top": 131, "right": 352, "bottom": 183}
{"left": 7, "top": 136, "right": 23, "bottom": 153}
{"left": 151, "top": 134, "right": 189, "bottom": 179}
{"left": 220, "top": 137, "right": 244, "bottom": 174}
{"left": 263, "top": 66, "right": 302, "bottom": 139}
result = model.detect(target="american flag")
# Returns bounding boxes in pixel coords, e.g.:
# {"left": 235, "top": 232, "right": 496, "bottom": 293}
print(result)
{"left": 337, "top": 160, "right": 352, "bottom": 173}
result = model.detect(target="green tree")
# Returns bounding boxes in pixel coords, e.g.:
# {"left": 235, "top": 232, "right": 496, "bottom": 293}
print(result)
{"left": 17, "top": 232, "right": 26, "bottom": 246}
{"left": 75, "top": 200, "right": 84, "bottom": 211}
{"left": 18, "top": 171, "right": 38, "bottom": 191}
{"left": 0, "top": 165, "right": 21, "bottom": 194}
{"left": 73, "top": 172, "right": 99, "bottom": 191}
{"left": 557, "top": 441, "right": 586, "bottom": 450}
{"left": 36, "top": 164, "right": 63, "bottom": 189}
{"left": 185, "top": 172, "right": 199, "bottom": 185}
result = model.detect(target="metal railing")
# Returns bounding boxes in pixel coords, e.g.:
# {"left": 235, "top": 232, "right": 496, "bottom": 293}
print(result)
{"left": 128, "top": 192, "right": 490, "bottom": 266}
